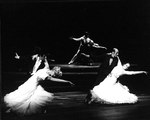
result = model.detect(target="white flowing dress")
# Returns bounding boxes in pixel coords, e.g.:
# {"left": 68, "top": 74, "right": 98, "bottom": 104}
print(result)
{"left": 91, "top": 59, "right": 138, "bottom": 104}
{"left": 4, "top": 68, "right": 54, "bottom": 115}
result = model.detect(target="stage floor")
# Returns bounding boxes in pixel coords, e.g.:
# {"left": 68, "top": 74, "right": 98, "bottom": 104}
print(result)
{"left": 1, "top": 91, "right": 150, "bottom": 120}
{"left": 2, "top": 63, "right": 150, "bottom": 120}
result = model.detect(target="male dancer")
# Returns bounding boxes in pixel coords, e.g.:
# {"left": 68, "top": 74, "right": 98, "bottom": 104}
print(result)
{"left": 85, "top": 48, "right": 119, "bottom": 104}
{"left": 68, "top": 32, "right": 107, "bottom": 65}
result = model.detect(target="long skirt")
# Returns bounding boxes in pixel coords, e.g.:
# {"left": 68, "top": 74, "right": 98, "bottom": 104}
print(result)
{"left": 91, "top": 76, "right": 138, "bottom": 104}
{"left": 4, "top": 85, "right": 54, "bottom": 115}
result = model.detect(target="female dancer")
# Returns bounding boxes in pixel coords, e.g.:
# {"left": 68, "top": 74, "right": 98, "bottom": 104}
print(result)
{"left": 86, "top": 54, "right": 147, "bottom": 104}
{"left": 4, "top": 57, "right": 74, "bottom": 116}
{"left": 15, "top": 45, "right": 55, "bottom": 75}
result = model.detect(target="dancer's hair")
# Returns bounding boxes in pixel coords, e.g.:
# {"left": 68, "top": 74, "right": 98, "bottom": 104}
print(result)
{"left": 52, "top": 66, "right": 62, "bottom": 77}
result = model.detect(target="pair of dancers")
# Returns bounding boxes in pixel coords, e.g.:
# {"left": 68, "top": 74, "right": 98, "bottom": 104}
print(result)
{"left": 85, "top": 48, "right": 147, "bottom": 104}
{"left": 15, "top": 52, "right": 49, "bottom": 75}
{"left": 4, "top": 55, "right": 74, "bottom": 116}
{"left": 14, "top": 45, "right": 55, "bottom": 75}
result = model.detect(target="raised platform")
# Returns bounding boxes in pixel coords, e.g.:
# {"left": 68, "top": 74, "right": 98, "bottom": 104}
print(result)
{"left": 2, "top": 63, "right": 150, "bottom": 96}
{"left": 2, "top": 64, "right": 100, "bottom": 95}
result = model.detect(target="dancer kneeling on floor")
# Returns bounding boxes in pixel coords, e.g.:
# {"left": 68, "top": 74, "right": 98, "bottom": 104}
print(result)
{"left": 4, "top": 57, "right": 74, "bottom": 116}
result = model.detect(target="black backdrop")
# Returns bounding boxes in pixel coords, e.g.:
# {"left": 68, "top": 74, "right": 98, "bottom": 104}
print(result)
{"left": 1, "top": 0, "right": 150, "bottom": 94}
{"left": 1, "top": 0, "right": 150, "bottom": 71}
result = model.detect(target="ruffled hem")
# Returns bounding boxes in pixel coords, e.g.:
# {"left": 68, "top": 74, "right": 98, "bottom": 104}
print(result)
{"left": 91, "top": 83, "right": 138, "bottom": 104}
{"left": 4, "top": 85, "right": 54, "bottom": 115}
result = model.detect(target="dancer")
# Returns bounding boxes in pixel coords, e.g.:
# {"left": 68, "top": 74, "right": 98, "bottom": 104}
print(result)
{"left": 93, "top": 48, "right": 119, "bottom": 87}
{"left": 30, "top": 54, "right": 47, "bottom": 75}
{"left": 68, "top": 32, "right": 107, "bottom": 65}
{"left": 85, "top": 49, "right": 147, "bottom": 104}
{"left": 15, "top": 46, "right": 54, "bottom": 75}
{"left": 85, "top": 48, "right": 119, "bottom": 103}
{"left": 4, "top": 57, "right": 74, "bottom": 116}
{"left": 15, "top": 53, "right": 46, "bottom": 75}
{"left": 15, "top": 45, "right": 42, "bottom": 73}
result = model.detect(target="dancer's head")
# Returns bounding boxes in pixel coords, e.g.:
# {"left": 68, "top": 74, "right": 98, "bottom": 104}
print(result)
{"left": 31, "top": 45, "right": 42, "bottom": 55}
{"left": 111, "top": 48, "right": 119, "bottom": 57}
{"left": 85, "top": 31, "right": 90, "bottom": 38}
{"left": 51, "top": 66, "right": 62, "bottom": 77}
{"left": 123, "top": 63, "right": 130, "bottom": 69}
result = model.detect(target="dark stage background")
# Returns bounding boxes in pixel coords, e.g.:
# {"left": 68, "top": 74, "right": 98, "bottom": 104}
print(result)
{"left": 1, "top": 1, "right": 150, "bottom": 94}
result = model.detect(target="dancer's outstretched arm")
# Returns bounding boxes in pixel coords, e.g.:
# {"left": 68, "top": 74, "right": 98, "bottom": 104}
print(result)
{"left": 70, "top": 36, "right": 84, "bottom": 41}
{"left": 123, "top": 70, "right": 147, "bottom": 75}
{"left": 44, "top": 56, "right": 50, "bottom": 69}
{"left": 48, "top": 77, "right": 74, "bottom": 86}
{"left": 92, "top": 43, "right": 107, "bottom": 49}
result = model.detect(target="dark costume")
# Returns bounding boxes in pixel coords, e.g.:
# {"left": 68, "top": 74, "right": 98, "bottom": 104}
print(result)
{"left": 85, "top": 53, "right": 118, "bottom": 103}
{"left": 69, "top": 38, "right": 95, "bottom": 65}
{"left": 93, "top": 54, "right": 119, "bottom": 87}
{"left": 68, "top": 34, "right": 107, "bottom": 65}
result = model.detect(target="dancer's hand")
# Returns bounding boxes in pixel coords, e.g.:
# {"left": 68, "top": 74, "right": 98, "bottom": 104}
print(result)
{"left": 103, "top": 47, "right": 107, "bottom": 49}
{"left": 143, "top": 71, "right": 148, "bottom": 75}
{"left": 99, "top": 46, "right": 107, "bottom": 49}
{"left": 32, "top": 54, "right": 38, "bottom": 60}
{"left": 81, "top": 53, "right": 90, "bottom": 58}
{"left": 69, "top": 37, "right": 73, "bottom": 40}
{"left": 68, "top": 81, "right": 75, "bottom": 86}
{"left": 15, "top": 53, "right": 20, "bottom": 59}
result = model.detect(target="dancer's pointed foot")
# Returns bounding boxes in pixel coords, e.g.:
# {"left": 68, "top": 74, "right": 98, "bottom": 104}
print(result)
{"left": 68, "top": 61, "right": 73, "bottom": 64}
{"left": 6, "top": 108, "right": 11, "bottom": 113}
{"left": 85, "top": 98, "right": 92, "bottom": 105}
